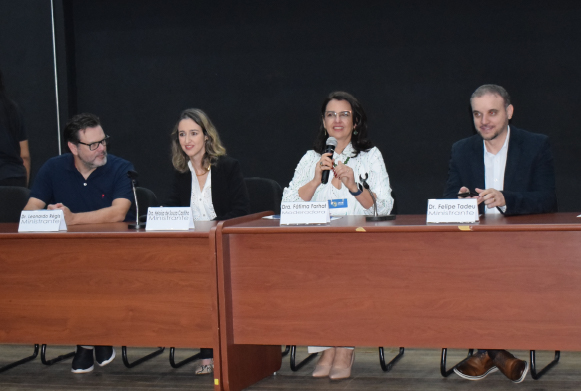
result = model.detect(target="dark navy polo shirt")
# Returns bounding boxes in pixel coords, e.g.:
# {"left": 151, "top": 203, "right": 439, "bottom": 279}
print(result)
{"left": 30, "top": 153, "right": 135, "bottom": 219}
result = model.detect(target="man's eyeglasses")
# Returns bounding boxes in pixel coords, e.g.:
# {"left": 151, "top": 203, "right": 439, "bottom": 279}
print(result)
{"left": 324, "top": 111, "right": 352, "bottom": 119}
{"left": 77, "top": 136, "right": 110, "bottom": 151}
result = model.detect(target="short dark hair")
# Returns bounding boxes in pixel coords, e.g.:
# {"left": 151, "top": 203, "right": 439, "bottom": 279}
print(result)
{"left": 64, "top": 113, "right": 101, "bottom": 144}
{"left": 471, "top": 84, "right": 511, "bottom": 108}
{"left": 313, "top": 91, "right": 373, "bottom": 157}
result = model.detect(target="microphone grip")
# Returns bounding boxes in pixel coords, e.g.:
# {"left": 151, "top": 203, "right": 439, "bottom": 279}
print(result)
{"left": 320, "top": 146, "right": 335, "bottom": 184}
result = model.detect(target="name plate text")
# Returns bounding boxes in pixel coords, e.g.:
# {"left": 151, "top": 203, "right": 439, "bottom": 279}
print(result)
{"left": 426, "top": 199, "right": 479, "bottom": 223}
{"left": 18, "top": 210, "right": 67, "bottom": 232}
{"left": 280, "top": 201, "right": 330, "bottom": 225}
{"left": 146, "top": 207, "right": 194, "bottom": 231}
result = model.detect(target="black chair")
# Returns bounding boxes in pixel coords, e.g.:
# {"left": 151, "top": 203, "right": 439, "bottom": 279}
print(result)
{"left": 0, "top": 186, "right": 30, "bottom": 223}
{"left": 131, "top": 186, "right": 159, "bottom": 222}
{"left": 244, "top": 177, "right": 283, "bottom": 214}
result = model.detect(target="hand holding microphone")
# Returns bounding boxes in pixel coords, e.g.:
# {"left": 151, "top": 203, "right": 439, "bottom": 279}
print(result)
{"left": 320, "top": 137, "right": 337, "bottom": 184}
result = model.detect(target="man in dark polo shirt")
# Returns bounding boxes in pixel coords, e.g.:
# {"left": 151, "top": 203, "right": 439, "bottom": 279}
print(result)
{"left": 23, "top": 113, "right": 134, "bottom": 373}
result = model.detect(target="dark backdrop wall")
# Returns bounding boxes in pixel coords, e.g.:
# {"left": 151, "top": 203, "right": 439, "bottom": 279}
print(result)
{"left": 4, "top": 1, "right": 581, "bottom": 214}
{"left": 0, "top": 0, "right": 59, "bottom": 184}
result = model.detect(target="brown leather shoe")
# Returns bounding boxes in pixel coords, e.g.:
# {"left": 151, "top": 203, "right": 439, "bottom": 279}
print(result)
{"left": 454, "top": 351, "right": 498, "bottom": 380}
{"left": 492, "top": 350, "right": 528, "bottom": 383}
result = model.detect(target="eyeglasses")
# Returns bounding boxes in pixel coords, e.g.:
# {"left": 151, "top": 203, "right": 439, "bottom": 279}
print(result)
{"left": 77, "top": 135, "right": 110, "bottom": 151}
{"left": 324, "top": 111, "right": 352, "bottom": 119}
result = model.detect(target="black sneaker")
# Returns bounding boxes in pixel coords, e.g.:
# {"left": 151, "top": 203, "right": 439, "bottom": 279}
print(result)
{"left": 95, "top": 346, "right": 115, "bottom": 367}
{"left": 71, "top": 346, "right": 94, "bottom": 373}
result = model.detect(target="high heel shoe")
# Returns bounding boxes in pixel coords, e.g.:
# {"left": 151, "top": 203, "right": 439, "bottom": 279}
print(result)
{"left": 329, "top": 348, "right": 354, "bottom": 380}
{"left": 312, "top": 348, "right": 335, "bottom": 378}
{"left": 195, "top": 358, "right": 214, "bottom": 375}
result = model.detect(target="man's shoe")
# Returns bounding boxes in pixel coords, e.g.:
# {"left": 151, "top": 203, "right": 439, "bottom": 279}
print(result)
{"left": 71, "top": 346, "right": 94, "bottom": 373}
{"left": 453, "top": 350, "right": 498, "bottom": 380}
{"left": 493, "top": 350, "right": 528, "bottom": 383}
{"left": 95, "top": 346, "right": 115, "bottom": 367}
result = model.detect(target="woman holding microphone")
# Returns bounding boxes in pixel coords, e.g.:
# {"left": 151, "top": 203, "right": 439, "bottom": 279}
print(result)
{"left": 282, "top": 91, "right": 393, "bottom": 379}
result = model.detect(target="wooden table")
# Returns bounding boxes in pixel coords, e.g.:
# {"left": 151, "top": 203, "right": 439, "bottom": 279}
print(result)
{"left": 0, "top": 221, "right": 280, "bottom": 391}
{"left": 216, "top": 213, "right": 581, "bottom": 360}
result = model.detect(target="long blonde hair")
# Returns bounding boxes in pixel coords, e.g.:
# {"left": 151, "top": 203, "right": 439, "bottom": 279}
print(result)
{"left": 170, "top": 108, "right": 226, "bottom": 173}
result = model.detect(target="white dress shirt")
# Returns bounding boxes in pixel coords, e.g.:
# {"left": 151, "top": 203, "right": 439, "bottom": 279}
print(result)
{"left": 188, "top": 160, "right": 217, "bottom": 221}
{"left": 483, "top": 126, "right": 510, "bottom": 214}
{"left": 282, "top": 143, "right": 393, "bottom": 216}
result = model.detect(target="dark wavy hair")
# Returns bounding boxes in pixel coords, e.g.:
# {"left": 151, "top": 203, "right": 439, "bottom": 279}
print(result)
{"left": 313, "top": 91, "right": 373, "bottom": 157}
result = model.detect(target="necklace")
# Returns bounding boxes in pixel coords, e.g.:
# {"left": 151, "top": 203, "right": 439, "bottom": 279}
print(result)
{"left": 333, "top": 156, "right": 350, "bottom": 168}
{"left": 195, "top": 165, "right": 211, "bottom": 176}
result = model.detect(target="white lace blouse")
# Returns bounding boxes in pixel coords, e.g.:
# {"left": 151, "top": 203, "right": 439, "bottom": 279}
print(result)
{"left": 282, "top": 144, "right": 393, "bottom": 215}
{"left": 188, "top": 160, "right": 217, "bottom": 221}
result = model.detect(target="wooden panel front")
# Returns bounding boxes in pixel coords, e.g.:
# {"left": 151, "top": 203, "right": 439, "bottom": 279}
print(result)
{"left": 226, "top": 230, "right": 581, "bottom": 351}
{"left": 0, "top": 235, "right": 215, "bottom": 347}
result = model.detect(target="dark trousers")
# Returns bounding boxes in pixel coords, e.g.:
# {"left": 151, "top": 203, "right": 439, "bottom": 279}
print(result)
{"left": 200, "top": 348, "right": 213, "bottom": 359}
{"left": 0, "top": 177, "right": 26, "bottom": 187}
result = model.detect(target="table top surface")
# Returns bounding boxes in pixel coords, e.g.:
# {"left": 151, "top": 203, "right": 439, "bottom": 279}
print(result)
{"left": 222, "top": 212, "right": 581, "bottom": 233}
{"left": 0, "top": 220, "right": 218, "bottom": 238}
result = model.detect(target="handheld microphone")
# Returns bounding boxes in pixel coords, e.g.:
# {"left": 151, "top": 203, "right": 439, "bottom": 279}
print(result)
{"left": 127, "top": 170, "right": 144, "bottom": 229}
{"left": 321, "top": 137, "right": 338, "bottom": 184}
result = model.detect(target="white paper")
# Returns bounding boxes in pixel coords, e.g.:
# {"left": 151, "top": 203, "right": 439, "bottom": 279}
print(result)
{"left": 426, "top": 199, "right": 479, "bottom": 223}
{"left": 146, "top": 207, "right": 194, "bottom": 231}
{"left": 18, "top": 210, "right": 67, "bottom": 232}
{"left": 280, "top": 201, "right": 330, "bottom": 225}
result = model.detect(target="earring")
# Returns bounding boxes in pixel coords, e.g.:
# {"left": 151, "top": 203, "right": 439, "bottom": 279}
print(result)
{"left": 353, "top": 130, "right": 358, "bottom": 135}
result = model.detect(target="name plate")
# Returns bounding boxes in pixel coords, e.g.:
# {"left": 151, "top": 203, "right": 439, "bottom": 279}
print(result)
{"left": 18, "top": 210, "right": 67, "bottom": 232}
{"left": 146, "top": 207, "right": 194, "bottom": 231}
{"left": 426, "top": 199, "right": 479, "bottom": 223}
{"left": 280, "top": 201, "right": 330, "bottom": 225}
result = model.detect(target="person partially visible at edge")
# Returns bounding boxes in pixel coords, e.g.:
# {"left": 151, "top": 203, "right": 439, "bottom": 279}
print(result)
{"left": 282, "top": 91, "right": 393, "bottom": 380}
{"left": 23, "top": 112, "right": 135, "bottom": 374}
{"left": 164, "top": 108, "right": 250, "bottom": 374}
{"left": 444, "top": 84, "right": 557, "bottom": 383}
{"left": 0, "top": 68, "right": 30, "bottom": 187}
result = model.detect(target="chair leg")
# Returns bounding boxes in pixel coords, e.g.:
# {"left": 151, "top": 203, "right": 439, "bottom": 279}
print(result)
{"left": 530, "top": 350, "right": 560, "bottom": 380}
{"left": 440, "top": 348, "right": 474, "bottom": 377}
{"left": 169, "top": 347, "right": 201, "bottom": 369}
{"left": 379, "top": 347, "right": 404, "bottom": 372}
{"left": 282, "top": 345, "right": 290, "bottom": 357}
{"left": 40, "top": 344, "right": 75, "bottom": 365}
{"left": 121, "top": 346, "right": 165, "bottom": 368}
{"left": 0, "top": 344, "right": 39, "bottom": 373}
{"left": 289, "top": 345, "right": 318, "bottom": 371}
